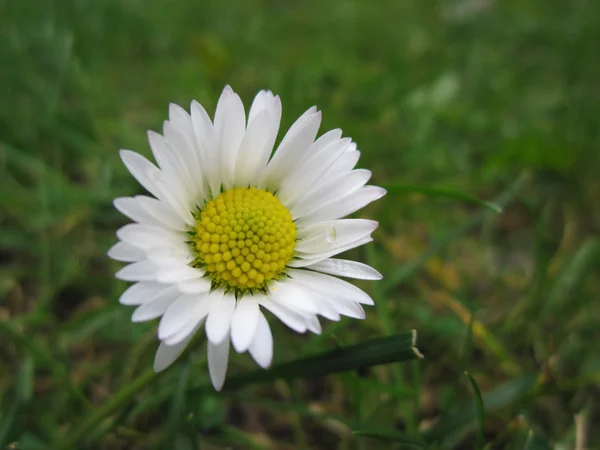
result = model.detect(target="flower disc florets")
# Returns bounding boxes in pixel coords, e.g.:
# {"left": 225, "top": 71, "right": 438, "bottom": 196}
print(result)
{"left": 193, "top": 187, "right": 296, "bottom": 293}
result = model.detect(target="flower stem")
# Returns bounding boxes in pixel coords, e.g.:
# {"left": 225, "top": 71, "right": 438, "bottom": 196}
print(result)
{"left": 56, "top": 368, "right": 158, "bottom": 449}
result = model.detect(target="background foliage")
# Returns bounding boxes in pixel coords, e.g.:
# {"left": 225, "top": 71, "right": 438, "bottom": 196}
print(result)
{"left": 1, "top": 0, "right": 599, "bottom": 448}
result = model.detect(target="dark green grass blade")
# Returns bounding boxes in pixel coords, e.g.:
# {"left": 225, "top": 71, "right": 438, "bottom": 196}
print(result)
{"left": 352, "top": 429, "right": 426, "bottom": 447}
{"left": 220, "top": 331, "right": 422, "bottom": 391}
{"left": 464, "top": 371, "right": 485, "bottom": 450}
{"left": 423, "top": 373, "right": 538, "bottom": 443}
{"left": 383, "top": 182, "right": 503, "bottom": 212}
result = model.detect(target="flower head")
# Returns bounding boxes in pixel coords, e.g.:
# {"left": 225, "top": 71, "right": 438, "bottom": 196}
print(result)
{"left": 109, "top": 86, "right": 385, "bottom": 390}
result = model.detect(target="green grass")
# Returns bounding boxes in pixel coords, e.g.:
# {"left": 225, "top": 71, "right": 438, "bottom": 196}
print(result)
{"left": 1, "top": 0, "right": 600, "bottom": 448}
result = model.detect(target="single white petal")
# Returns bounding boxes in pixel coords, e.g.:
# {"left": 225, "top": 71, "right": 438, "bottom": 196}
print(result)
{"left": 136, "top": 195, "right": 187, "bottom": 231}
{"left": 162, "top": 122, "right": 204, "bottom": 202}
{"left": 108, "top": 241, "right": 145, "bottom": 262}
{"left": 289, "top": 236, "right": 374, "bottom": 268}
{"left": 248, "top": 312, "right": 273, "bottom": 368}
{"left": 258, "top": 298, "right": 308, "bottom": 333}
{"left": 178, "top": 277, "right": 211, "bottom": 294}
{"left": 269, "top": 280, "right": 319, "bottom": 314}
{"left": 314, "top": 296, "right": 341, "bottom": 321}
{"left": 163, "top": 317, "right": 205, "bottom": 347}
{"left": 207, "top": 334, "right": 230, "bottom": 391}
{"left": 156, "top": 265, "right": 203, "bottom": 283}
{"left": 119, "top": 150, "right": 163, "bottom": 199}
{"left": 190, "top": 99, "right": 215, "bottom": 197}
{"left": 277, "top": 129, "right": 342, "bottom": 194}
{"left": 249, "top": 94, "right": 282, "bottom": 186}
{"left": 146, "top": 247, "right": 193, "bottom": 267}
{"left": 325, "top": 296, "right": 366, "bottom": 319}
{"left": 279, "top": 137, "right": 351, "bottom": 206}
{"left": 158, "top": 294, "right": 212, "bottom": 340}
{"left": 287, "top": 269, "right": 375, "bottom": 306}
{"left": 115, "top": 261, "right": 159, "bottom": 282}
{"left": 324, "top": 145, "right": 359, "bottom": 177}
{"left": 297, "top": 185, "right": 386, "bottom": 226}
{"left": 147, "top": 130, "right": 190, "bottom": 197}
{"left": 234, "top": 110, "right": 273, "bottom": 187}
{"left": 131, "top": 285, "right": 180, "bottom": 322}
{"left": 296, "top": 219, "right": 378, "bottom": 253}
{"left": 230, "top": 298, "right": 260, "bottom": 353}
{"left": 214, "top": 86, "right": 246, "bottom": 189}
{"left": 306, "top": 315, "right": 322, "bottom": 334}
{"left": 260, "top": 110, "right": 321, "bottom": 189}
{"left": 119, "top": 281, "right": 165, "bottom": 305}
{"left": 205, "top": 292, "right": 236, "bottom": 343}
{"left": 116, "top": 224, "right": 183, "bottom": 251}
{"left": 154, "top": 333, "right": 195, "bottom": 372}
{"left": 292, "top": 170, "right": 372, "bottom": 220}
{"left": 113, "top": 197, "right": 166, "bottom": 228}
{"left": 306, "top": 259, "right": 383, "bottom": 280}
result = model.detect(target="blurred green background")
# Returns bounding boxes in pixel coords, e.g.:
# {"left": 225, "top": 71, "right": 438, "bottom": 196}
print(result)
{"left": 1, "top": 0, "right": 600, "bottom": 448}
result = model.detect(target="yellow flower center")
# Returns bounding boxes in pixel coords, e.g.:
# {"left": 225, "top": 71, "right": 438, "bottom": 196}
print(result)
{"left": 193, "top": 187, "right": 296, "bottom": 292}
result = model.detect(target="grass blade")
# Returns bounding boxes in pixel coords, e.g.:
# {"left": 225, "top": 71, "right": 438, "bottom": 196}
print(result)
{"left": 464, "top": 371, "right": 485, "bottom": 450}
{"left": 219, "top": 331, "right": 422, "bottom": 391}
{"left": 352, "top": 429, "right": 426, "bottom": 447}
{"left": 423, "top": 373, "right": 538, "bottom": 442}
{"left": 382, "top": 172, "right": 529, "bottom": 293}
{"left": 383, "top": 182, "right": 503, "bottom": 213}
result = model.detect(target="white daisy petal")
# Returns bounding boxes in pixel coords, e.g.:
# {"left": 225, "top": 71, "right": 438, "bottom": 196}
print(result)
{"left": 113, "top": 197, "right": 164, "bottom": 228}
{"left": 158, "top": 294, "right": 213, "bottom": 340}
{"left": 154, "top": 333, "right": 195, "bottom": 372}
{"left": 206, "top": 292, "right": 236, "bottom": 344}
{"left": 177, "top": 278, "right": 211, "bottom": 294}
{"left": 260, "top": 109, "right": 321, "bottom": 189}
{"left": 258, "top": 298, "right": 308, "bottom": 333}
{"left": 297, "top": 185, "right": 386, "bottom": 226}
{"left": 214, "top": 86, "right": 246, "bottom": 189}
{"left": 306, "top": 259, "right": 383, "bottom": 280}
{"left": 119, "top": 281, "right": 166, "bottom": 306}
{"left": 269, "top": 280, "right": 319, "bottom": 314}
{"left": 108, "top": 241, "right": 145, "bottom": 262}
{"left": 119, "top": 150, "right": 163, "bottom": 199}
{"left": 291, "top": 169, "right": 372, "bottom": 220}
{"left": 116, "top": 224, "right": 183, "bottom": 250}
{"left": 288, "top": 236, "right": 374, "bottom": 268}
{"left": 208, "top": 334, "right": 230, "bottom": 391}
{"left": 163, "top": 317, "right": 205, "bottom": 347}
{"left": 279, "top": 137, "right": 351, "bottom": 206}
{"left": 135, "top": 196, "right": 186, "bottom": 231}
{"left": 234, "top": 110, "right": 273, "bottom": 187}
{"left": 115, "top": 260, "right": 159, "bottom": 282}
{"left": 315, "top": 296, "right": 341, "bottom": 321}
{"left": 131, "top": 285, "right": 180, "bottom": 322}
{"left": 156, "top": 265, "right": 203, "bottom": 283}
{"left": 288, "top": 269, "right": 375, "bottom": 306}
{"left": 190, "top": 99, "right": 215, "bottom": 196}
{"left": 248, "top": 312, "right": 273, "bottom": 368}
{"left": 230, "top": 298, "right": 260, "bottom": 353}
{"left": 306, "top": 315, "right": 322, "bottom": 335}
{"left": 295, "top": 219, "right": 378, "bottom": 253}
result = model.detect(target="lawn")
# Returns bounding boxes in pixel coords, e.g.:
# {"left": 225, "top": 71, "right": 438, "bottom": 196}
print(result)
{"left": 1, "top": 0, "right": 599, "bottom": 448}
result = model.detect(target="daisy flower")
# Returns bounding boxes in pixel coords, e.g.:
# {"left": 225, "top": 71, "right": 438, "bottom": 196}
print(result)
{"left": 109, "top": 86, "right": 385, "bottom": 390}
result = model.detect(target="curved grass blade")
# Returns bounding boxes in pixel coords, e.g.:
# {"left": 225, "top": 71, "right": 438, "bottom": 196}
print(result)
{"left": 352, "top": 429, "right": 426, "bottom": 447}
{"left": 382, "top": 182, "right": 503, "bottom": 213}
{"left": 423, "top": 373, "right": 538, "bottom": 443}
{"left": 216, "top": 331, "right": 422, "bottom": 392}
{"left": 464, "top": 371, "right": 485, "bottom": 450}
{"left": 383, "top": 172, "right": 529, "bottom": 293}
